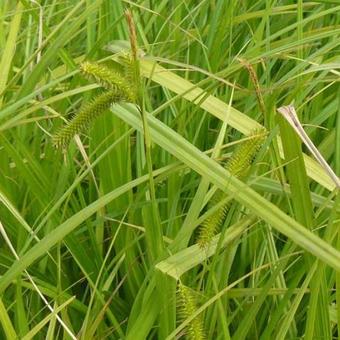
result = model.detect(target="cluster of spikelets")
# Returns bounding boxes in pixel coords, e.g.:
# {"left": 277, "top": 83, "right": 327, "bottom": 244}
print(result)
{"left": 197, "top": 128, "right": 267, "bottom": 248}
{"left": 177, "top": 282, "right": 206, "bottom": 340}
{"left": 52, "top": 61, "right": 136, "bottom": 148}
{"left": 80, "top": 61, "right": 136, "bottom": 103}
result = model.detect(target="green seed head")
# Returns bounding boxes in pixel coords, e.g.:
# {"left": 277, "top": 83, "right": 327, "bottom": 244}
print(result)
{"left": 177, "top": 283, "right": 206, "bottom": 340}
{"left": 80, "top": 61, "right": 136, "bottom": 103}
{"left": 52, "top": 90, "right": 123, "bottom": 148}
{"left": 197, "top": 128, "right": 267, "bottom": 248}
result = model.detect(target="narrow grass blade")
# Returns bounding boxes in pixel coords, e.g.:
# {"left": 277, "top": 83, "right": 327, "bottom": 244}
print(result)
{"left": 111, "top": 104, "right": 340, "bottom": 271}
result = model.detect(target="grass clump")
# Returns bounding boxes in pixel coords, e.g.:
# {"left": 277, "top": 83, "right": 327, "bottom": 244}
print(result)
{"left": 0, "top": 2, "right": 339, "bottom": 340}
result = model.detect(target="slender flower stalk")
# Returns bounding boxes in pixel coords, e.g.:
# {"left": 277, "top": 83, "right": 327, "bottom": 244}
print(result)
{"left": 125, "top": 9, "right": 164, "bottom": 260}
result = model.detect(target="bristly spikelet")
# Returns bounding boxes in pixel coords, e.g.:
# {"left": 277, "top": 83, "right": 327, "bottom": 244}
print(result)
{"left": 80, "top": 61, "right": 136, "bottom": 103}
{"left": 198, "top": 189, "right": 229, "bottom": 248}
{"left": 197, "top": 128, "right": 267, "bottom": 248}
{"left": 122, "top": 53, "right": 138, "bottom": 96}
{"left": 52, "top": 60, "right": 138, "bottom": 149}
{"left": 177, "top": 283, "right": 206, "bottom": 340}
{"left": 52, "top": 91, "right": 123, "bottom": 148}
{"left": 226, "top": 128, "right": 267, "bottom": 179}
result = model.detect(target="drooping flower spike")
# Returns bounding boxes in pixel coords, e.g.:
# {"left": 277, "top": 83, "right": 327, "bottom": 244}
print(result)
{"left": 53, "top": 61, "right": 137, "bottom": 148}
{"left": 197, "top": 128, "right": 267, "bottom": 248}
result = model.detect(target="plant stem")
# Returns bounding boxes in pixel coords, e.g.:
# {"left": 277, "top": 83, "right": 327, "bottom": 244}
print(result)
{"left": 125, "top": 9, "right": 164, "bottom": 261}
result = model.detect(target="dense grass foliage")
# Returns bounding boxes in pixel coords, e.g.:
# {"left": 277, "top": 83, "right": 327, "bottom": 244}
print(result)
{"left": 0, "top": 1, "right": 339, "bottom": 339}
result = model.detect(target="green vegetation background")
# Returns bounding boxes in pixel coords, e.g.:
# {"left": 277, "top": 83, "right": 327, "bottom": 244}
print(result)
{"left": 0, "top": 1, "right": 339, "bottom": 339}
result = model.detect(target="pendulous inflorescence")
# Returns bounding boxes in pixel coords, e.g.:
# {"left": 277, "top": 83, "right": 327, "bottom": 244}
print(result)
{"left": 80, "top": 61, "right": 136, "bottom": 103}
{"left": 197, "top": 128, "right": 267, "bottom": 248}
{"left": 177, "top": 282, "right": 206, "bottom": 340}
{"left": 52, "top": 61, "right": 136, "bottom": 148}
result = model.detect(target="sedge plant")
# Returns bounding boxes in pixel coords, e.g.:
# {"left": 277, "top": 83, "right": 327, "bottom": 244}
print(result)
{"left": 1, "top": 2, "right": 340, "bottom": 339}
